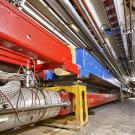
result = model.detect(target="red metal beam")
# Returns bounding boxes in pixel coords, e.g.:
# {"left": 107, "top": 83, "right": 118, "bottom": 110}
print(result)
{"left": 36, "top": 62, "right": 61, "bottom": 71}
{"left": 0, "top": 46, "right": 30, "bottom": 66}
{"left": 0, "top": 0, "right": 79, "bottom": 74}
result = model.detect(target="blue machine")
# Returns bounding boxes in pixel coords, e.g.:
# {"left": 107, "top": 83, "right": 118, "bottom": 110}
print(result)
{"left": 45, "top": 48, "right": 121, "bottom": 87}
{"left": 76, "top": 48, "right": 121, "bottom": 87}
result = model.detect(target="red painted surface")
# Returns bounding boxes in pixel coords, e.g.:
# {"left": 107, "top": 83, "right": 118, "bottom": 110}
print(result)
{"left": 0, "top": 0, "right": 79, "bottom": 74}
{"left": 0, "top": 46, "right": 30, "bottom": 66}
{"left": 87, "top": 92, "right": 119, "bottom": 108}
{"left": 59, "top": 92, "right": 119, "bottom": 116}
{"left": 58, "top": 91, "right": 71, "bottom": 116}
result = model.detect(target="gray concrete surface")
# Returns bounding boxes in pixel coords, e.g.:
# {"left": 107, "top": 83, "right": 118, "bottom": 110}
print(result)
{"left": 2, "top": 98, "right": 135, "bottom": 135}
{"left": 76, "top": 98, "right": 135, "bottom": 135}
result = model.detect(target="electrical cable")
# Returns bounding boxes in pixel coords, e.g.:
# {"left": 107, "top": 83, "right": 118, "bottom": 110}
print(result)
{"left": 26, "top": 87, "right": 43, "bottom": 125}
{"left": 16, "top": 88, "right": 26, "bottom": 123}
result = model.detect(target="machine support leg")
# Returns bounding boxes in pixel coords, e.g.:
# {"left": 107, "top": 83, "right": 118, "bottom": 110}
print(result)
{"left": 120, "top": 84, "right": 124, "bottom": 103}
{"left": 45, "top": 85, "right": 88, "bottom": 127}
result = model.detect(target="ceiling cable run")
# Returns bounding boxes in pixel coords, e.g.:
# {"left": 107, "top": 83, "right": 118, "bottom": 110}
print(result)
{"left": 102, "top": 0, "right": 130, "bottom": 76}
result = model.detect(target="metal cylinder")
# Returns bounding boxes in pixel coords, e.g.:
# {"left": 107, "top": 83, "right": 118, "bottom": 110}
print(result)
{"left": 0, "top": 87, "right": 66, "bottom": 132}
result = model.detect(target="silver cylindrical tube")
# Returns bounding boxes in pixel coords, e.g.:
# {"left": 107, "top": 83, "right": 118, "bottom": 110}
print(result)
{"left": 0, "top": 87, "right": 63, "bottom": 132}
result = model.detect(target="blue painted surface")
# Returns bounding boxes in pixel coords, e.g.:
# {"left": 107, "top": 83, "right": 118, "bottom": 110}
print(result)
{"left": 76, "top": 48, "right": 121, "bottom": 87}
{"left": 45, "top": 48, "right": 121, "bottom": 87}
{"left": 45, "top": 70, "right": 57, "bottom": 80}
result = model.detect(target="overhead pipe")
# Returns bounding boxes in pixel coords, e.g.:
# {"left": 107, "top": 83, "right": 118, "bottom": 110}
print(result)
{"left": 19, "top": 2, "right": 80, "bottom": 48}
{"left": 113, "top": 0, "right": 129, "bottom": 60}
{"left": 123, "top": 0, "right": 133, "bottom": 74}
{"left": 72, "top": 0, "right": 104, "bottom": 44}
{"left": 128, "top": 0, "right": 133, "bottom": 65}
{"left": 59, "top": 0, "right": 104, "bottom": 53}
{"left": 41, "top": 0, "right": 91, "bottom": 48}
{"left": 123, "top": 0, "right": 128, "bottom": 32}
{"left": 129, "top": 0, "right": 132, "bottom": 31}
{"left": 25, "top": 0, "right": 91, "bottom": 49}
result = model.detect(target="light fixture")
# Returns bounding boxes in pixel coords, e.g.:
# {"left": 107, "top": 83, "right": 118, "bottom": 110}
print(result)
{"left": 70, "top": 24, "right": 80, "bottom": 32}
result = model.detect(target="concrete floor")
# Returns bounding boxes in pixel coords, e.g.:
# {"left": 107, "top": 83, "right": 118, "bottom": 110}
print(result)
{"left": 2, "top": 98, "right": 135, "bottom": 135}
{"left": 77, "top": 98, "right": 135, "bottom": 135}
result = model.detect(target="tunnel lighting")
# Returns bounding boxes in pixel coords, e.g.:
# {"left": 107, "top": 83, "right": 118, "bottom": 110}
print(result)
{"left": 131, "top": 77, "right": 135, "bottom": 82}
{"left": 70, "top": 24, "right": 80, "bottom": 32}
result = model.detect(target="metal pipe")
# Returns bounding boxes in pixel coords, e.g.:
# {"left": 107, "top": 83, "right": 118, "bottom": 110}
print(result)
{"left": 80, "top": 0, "right": 117, "bottom": 60}
{"left": 129, "top": 0, "right": 132, "bottom": 31}
{"left": 72, "top": 0, "right": 104, "bottom": 45}
{"left": 113, "top": 0, "right": 130, "bottom": 75}
{"left": 0, "top": 102, "right": 68, "bottom": 116}
{"left": 21, "top": 3, "right": 77, "bottom": 48}
{"left": 123, "top": 0, "right": 132, "bottom": 73}
{"left": 123, "top": 0, "right": 128, "bottom": 32}
{"left": 76, "top": 0, "right": 119, "bottom": 65}
{"left": 24, "top": 1, "right": 89, "bottom": 48}
{"left": 128, "top": 0, "right": 133, "bottom": 72}
{"left": 59, "top": 0, "right": 103, "bottom": 53}
{"left": 81, "top": 0, "right": 105, "bottom": 43}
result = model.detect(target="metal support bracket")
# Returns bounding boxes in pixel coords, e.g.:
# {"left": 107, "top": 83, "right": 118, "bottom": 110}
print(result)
{"left": 44, "top": 85, "right": 88, "bottom": 129}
